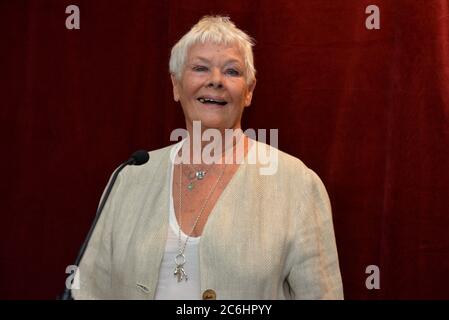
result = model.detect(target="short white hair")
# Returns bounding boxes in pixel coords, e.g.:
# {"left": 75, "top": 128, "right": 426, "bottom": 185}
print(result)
{"left": 169, "top": 16, "right": 256, "bottom": 85}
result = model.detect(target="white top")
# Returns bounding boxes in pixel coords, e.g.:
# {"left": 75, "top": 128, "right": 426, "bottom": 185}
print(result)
{"left": 154, "top": 140, "right": 201, "bottom": 300}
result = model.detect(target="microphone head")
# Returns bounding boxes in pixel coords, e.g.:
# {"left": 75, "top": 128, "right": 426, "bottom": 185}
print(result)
{"left": 130, "top": 150, "right": 149, "bottom": 166}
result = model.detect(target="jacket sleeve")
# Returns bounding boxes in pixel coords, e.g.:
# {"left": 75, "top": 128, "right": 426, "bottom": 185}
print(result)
{"left": 71, "top": 170, "right": 123, "bottom": 300}
{"left": 287, "top": 169, "right": 344, "bottom": 299}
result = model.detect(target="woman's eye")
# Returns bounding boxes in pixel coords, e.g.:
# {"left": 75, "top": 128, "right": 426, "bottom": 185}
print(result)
{"left": 225, "top": 69, "right": 240, "bottom": 76}
{"left": 193, "top": 66, "right": 208, "bottom": 72}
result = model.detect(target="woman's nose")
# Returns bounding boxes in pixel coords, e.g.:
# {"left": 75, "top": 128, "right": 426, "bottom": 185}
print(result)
{"left": 206, "top": 68, "right": 223, "bottom": 89}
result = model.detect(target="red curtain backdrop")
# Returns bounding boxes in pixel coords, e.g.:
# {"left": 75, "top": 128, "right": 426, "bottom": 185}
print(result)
{"left": 1, "top": 0, "right": 448, "bottom": 299}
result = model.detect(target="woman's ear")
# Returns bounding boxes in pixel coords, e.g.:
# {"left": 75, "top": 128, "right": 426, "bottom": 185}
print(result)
{"left": 171, "top": 74, "right": 180, "bottom": 102}
{"left": 244, "top": 79, "right": 257, "bottom": 107}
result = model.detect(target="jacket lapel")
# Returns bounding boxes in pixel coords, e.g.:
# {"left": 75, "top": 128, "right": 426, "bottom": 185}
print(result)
{"left": 130, "top": 147, "right": 172, "bottom": 299}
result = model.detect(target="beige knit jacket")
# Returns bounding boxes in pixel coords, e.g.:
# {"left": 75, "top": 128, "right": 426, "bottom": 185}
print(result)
{"left": 72, "top": 139, "right": 343, "bottom": 300}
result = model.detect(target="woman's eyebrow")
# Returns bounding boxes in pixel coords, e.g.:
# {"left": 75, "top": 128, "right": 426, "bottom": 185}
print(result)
{"left": 223, "top": 59, "right": 243, "bottom": 66}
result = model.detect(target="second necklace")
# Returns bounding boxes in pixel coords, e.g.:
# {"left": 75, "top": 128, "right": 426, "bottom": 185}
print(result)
{"left": 173, "top": 163, "right": 226, "bottom": 282}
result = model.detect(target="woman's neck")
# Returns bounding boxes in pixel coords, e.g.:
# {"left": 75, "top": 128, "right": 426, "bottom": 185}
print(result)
{"left": 180, "top": 126, "right": 248, "bottom": 165}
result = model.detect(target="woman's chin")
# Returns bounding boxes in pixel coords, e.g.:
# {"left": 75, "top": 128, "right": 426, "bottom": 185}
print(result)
{"left": 202, "top": 120, "right": 228, "bottom": 130}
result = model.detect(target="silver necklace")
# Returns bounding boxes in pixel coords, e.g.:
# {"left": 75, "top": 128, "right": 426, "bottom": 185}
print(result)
{"left": 173, "top": 163, "right": 226, "bottom": 282}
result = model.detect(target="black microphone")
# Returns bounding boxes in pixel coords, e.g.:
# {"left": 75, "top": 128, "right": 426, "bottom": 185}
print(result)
{"left": 60, "top": 150, "right": 149, "bottom": 300}
{"left": 127, "top": 149, "right": 150, "bottom": 166}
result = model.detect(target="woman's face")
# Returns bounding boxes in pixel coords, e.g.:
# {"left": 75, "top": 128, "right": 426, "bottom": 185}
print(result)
{"left": 171, "top": 42, "right": 256, "bottom": 133}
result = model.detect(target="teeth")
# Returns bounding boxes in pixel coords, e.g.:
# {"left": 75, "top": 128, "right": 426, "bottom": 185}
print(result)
{"left": 198, "top": 97, "right": 226, "bottom": 105}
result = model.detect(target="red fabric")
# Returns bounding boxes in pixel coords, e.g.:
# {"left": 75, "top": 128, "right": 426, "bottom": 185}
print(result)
{"left": 1, "top": 0, "right": 448, "bottom": 299}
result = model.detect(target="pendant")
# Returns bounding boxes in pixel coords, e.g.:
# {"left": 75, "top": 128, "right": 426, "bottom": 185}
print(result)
{"left": 187, "top": 182, "right": 194, "bottom": 191}
{"left": 174, "top": 253, "right": 188, "bottom": 282}
{"left": 195, "top": 171, "right": 206, "bottom": 180}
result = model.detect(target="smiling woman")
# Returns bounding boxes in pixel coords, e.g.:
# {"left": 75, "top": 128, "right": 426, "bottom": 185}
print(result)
{"left": 72, "top": 15, "right": 343, "bottom": 300}
{"left": 171, "top": 42, "right": 256, "bottom": 132}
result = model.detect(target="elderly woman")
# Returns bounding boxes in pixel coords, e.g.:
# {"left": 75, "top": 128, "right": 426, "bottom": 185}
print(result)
{"left": 72, "top": 16, "right": 343, "bottom": 300}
